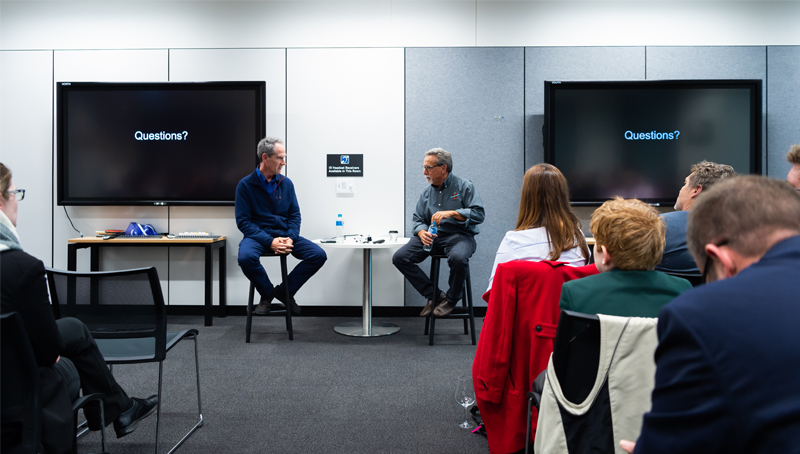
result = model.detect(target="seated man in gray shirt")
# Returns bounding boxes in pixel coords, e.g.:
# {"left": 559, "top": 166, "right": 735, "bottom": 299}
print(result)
{"left": 656, "top": 161, "right": 735, "bottom": 274}
{"left": 393, "top": 148, "right": 485, "bottom": 317}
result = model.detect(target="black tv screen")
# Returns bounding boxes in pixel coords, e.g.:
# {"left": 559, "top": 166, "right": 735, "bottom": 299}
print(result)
{"left": 544, "top": 79, "right": 761, "bottom": 205}
{"left": 57, "top": 81, "right": 266, "bottom": 205}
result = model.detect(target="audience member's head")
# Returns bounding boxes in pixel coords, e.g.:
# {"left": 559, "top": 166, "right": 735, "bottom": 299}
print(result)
{"left": 687, "top": 175, "right": 800, "bottom": 282}
{"left": 591, "top": 197, "right": 665, "bottom": 272}
{"left": 0, "top": 163, "right": 19, "bottom": 227}
{"left": 515, "top": 163, "right": 589, "bottom": 261}
{"left": 675, "top": 161, "right": 737, "bottom": 211}
{"left": 786, "top": 144, "right": 800, "bottom": 189}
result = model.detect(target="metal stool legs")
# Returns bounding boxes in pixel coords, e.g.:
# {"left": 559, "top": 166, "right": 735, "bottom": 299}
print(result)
{"left": 246, "top": 253, "right": 293, "bottom": 341}
{"left": 424, "top": 255, "right": 476, "bottom": 346}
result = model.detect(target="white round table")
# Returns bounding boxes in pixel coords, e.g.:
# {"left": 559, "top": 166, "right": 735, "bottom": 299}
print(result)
{"left": 314, "top": 237, "right": 409, "bottom": 337}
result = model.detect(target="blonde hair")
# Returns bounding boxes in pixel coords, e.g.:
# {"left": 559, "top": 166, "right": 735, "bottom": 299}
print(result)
{"left": 515, "top": 164, "right": 589, "bottom": 261}
{"left": 591, "top": 197, "right": 665, "bottom": 271}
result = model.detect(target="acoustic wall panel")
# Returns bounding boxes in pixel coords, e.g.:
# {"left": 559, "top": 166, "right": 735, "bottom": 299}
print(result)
{"left": 406, "top": 47, "right": 524, "bottom": 307}
{"left": 168, "top": 48, "right": 287, "bottom": 306}
{"left": 524, "top": 47, "right": 645, "bottom": 170}
{"left": 766, "top": 46, "right": 800, "bottom": 180}
{"left": 645, "top": 46, "right": 767, "bottom": 175}
{"left": 0, "top": 51, "right": 54, "bottom": 265}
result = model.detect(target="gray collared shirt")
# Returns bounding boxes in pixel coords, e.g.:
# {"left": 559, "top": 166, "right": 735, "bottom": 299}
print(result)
{"left": 412, "top": 173, "right": 485, "bottom": 237}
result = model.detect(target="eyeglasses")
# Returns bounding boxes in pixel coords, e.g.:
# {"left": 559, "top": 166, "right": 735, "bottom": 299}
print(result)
{"left": 5, "top": 189, "right": 25, "bottom": 201}
{"left": 422, "top": 164, "right": 444, "bottom": 171}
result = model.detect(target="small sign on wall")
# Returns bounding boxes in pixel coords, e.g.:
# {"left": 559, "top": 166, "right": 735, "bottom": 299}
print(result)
{"left": 327, "top": 154, "right": 363, "bottom": 177}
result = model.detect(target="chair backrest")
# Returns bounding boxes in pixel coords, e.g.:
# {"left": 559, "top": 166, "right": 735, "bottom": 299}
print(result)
{"left": 45, "top": 266, "right": 168, "bottom": 362}
{"left": 662, "top": 270, "right": 704, "bottom": 287}
{"left": 552, "top": 310, "right": 601, "bottom": 404}
{"left": 1, "top": 312, "right": 43, "bottom": 453}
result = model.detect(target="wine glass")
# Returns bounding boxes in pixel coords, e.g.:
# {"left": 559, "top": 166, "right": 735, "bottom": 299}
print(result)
{"left": 455, "top": 375, "right": 476, "bottom": 429}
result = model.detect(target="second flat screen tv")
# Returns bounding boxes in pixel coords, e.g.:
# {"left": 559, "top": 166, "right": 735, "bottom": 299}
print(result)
{"left": 57, "top": 81, "right": 266, "bottom": 206}
{"left": 544, "top": 79, "right": 761, "bottom": 205}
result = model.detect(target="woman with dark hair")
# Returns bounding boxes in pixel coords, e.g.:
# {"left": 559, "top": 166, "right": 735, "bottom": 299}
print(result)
{"left": 487, "top": 164, "right": 590, "bottom": 291}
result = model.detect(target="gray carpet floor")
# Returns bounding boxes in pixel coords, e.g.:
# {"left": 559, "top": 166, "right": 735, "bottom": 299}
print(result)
{"left": 77, "top": 315, "right": 490, "bottom": 453}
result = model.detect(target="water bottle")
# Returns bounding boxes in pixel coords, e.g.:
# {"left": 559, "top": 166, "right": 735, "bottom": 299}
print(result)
{"left": 336, "top": 214, "right": 344, "bottom": 243}
{"left": 423, "top": 222, "right": 437, "bottom": 252}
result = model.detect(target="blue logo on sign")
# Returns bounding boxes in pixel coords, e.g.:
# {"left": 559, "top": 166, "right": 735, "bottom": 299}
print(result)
{"left": 340, "top": 155, "right": 349, "bottom": 165}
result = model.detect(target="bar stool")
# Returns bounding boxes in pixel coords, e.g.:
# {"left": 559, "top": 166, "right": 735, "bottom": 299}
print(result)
{"left": 424, "top": 253, "right": 476, "bottom": 346}
{"left": 246, "top": 251, "right": 294, "bottom": 341}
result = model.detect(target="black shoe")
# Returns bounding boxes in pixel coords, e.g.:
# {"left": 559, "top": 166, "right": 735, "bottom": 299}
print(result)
{"left": 114, "top": 395, "right": 159, "bottom": 439}
{"left": 274, "top": 285, "right": 302, "bottom": 315}
{"left": 433, "top": 299, "right": 457, "bottom": 318}
{"left": 254, "top": 291, "right": 274, "bottom": 315}
{"left": 420, "top": 291, "right": 446, "bottom": 317}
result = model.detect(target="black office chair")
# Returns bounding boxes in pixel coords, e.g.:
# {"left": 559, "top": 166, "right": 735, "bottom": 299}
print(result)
{"left": 46, "top": 267, "right": 202, "bottom": 454}
{"left": 246, "top": 251, "right": 294, "bottom": 342}
{"left": 525, "top": 310, "right": 600, "bottom": 454}
{"left": 1, "top": 312, "right": 108, "bottom": 454}
{"left": 424, "top": 254, "right": 476, "bottom": 346}
{"left": 663, "top": 270, "right": 704, "bottom": 287}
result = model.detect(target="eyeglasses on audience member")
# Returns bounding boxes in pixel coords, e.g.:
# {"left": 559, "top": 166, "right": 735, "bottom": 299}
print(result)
{"left": 5, "top": 189, "right": 24, "bottom": 201}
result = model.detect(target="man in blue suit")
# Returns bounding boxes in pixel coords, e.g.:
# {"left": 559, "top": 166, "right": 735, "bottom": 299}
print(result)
{"left": 621, "top": 175, "right": 800, "bottom": 453}
{"left": 236, "top": 137, "right": 326, "bottom": 315}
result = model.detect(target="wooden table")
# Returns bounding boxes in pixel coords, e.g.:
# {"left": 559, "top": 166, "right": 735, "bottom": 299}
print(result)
{"left": 67, "top": 236, "right": 227, "bottom": 326}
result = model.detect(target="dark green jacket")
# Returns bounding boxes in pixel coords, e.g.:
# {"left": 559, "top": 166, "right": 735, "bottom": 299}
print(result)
{"left": 559, "top": 269, "right": 692, "bottom": 318}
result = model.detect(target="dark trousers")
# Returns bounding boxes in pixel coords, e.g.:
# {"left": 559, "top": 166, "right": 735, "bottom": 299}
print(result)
{"left": 238, "top": 236, "right": 327, "bottom": 298}
{"left": 53, "top": 317, "right": 131, "bottom": 429}
{"left": 392, "top": 233, "right": 476, "bottom": 303}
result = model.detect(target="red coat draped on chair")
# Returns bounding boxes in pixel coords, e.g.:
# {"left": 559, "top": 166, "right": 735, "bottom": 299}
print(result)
{"left": 473, "top": 260, "right": 598, "bottom": 454}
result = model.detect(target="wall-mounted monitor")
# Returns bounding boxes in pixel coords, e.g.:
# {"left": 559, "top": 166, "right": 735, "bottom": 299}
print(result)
{"left": 57, "top": 81, "right": 266, "bottom": 206}
{"left": 544, "top": 79, "right": 761, "bottom": 205}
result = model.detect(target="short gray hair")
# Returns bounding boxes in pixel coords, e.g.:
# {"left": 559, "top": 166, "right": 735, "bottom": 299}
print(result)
{"left": 688, "top": 161, "right": 736, "bottom": 191}
{"left": 425, "top": 148, "right": 453, "bottom": 173}
{"left": 257, "top": 137, "right": 283, "bottom": 160}
{"left": 687, "top": 175, "right": 800, "bottom": 267}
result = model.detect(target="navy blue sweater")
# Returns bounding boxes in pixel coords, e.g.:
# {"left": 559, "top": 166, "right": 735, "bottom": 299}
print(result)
{"left": 235, "top": 169, "right": 301, "bottom": 248}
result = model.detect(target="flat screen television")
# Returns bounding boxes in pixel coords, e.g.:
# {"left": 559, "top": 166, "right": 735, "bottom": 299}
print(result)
{"left": 544, "top": 79, "right": 761, "bottom": 205}
{"left": 57, "top": 81, "right": 266, "bottom": 206}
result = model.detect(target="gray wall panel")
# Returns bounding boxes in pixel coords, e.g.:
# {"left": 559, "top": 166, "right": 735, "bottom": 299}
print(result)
{"left": 525, "top": 47, "right": 646, "bottom": 169}
{"left": 405, "top": 47, "right": 524, "bottom": 307}
{"left": 646, "top": 46, "right": 767, "bottom": 174}
{"left": 767, "top": 46, "right": 800, "bottom": 180}
{"left": 524, "top": 47, "right": 645, "bottom": 231}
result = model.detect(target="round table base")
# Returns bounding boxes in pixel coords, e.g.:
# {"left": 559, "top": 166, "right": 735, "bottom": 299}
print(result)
{"left": 334, "top": 321, "right": 401, "bottom": 337}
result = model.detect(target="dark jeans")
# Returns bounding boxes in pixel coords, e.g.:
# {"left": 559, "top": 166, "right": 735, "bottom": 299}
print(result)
{"left": 54, "top": 317, "right": 131, "bottom": 430}
{"left": 238, "top": 236, "right": 327, "bottom": 298}
{"left": 392, "top": 233, "right": 476, "bottom": 303}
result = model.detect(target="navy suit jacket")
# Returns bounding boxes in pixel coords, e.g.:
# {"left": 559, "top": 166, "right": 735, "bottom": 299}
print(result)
{"left": 635, "top": 235, "right": 800, "bottom": 454}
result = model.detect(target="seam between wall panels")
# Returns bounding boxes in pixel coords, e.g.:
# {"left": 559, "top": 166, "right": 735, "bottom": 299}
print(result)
{"left": 51, "top": 50, "right": 55, "bottom": 267}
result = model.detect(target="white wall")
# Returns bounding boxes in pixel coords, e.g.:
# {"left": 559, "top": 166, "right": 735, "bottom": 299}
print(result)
{"left": 2, "top": 1, "right": 799, "bottom": 50}
{"left": 287, "top": 48, "right": 405, "bottom": 306}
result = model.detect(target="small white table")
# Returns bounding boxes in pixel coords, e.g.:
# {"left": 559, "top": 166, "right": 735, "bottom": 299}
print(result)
{"left": 314, "top": 237, "right": 409, "bottom": 337}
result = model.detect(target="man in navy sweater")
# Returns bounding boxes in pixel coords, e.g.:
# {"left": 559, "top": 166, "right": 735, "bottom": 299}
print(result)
{"left": 236, "top": 137, "right": 326, "bottom": 315}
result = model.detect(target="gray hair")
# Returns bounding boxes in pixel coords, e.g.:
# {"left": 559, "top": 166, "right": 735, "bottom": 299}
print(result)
{"left": 687, "top": 175, "right": 800, "bottom": 267}
{"left": 425, "top": 148, "right": 453, "bottom": 173}
{"left": 257, "top": 137, "right": 283, "bottom": 160}
{"left": 688, "top": 161, "right": 737, "bottom": 191}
